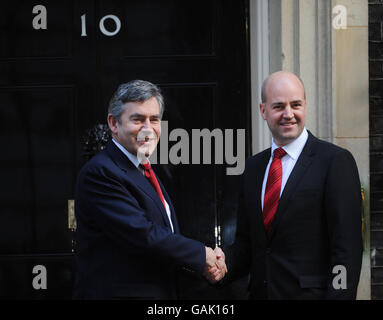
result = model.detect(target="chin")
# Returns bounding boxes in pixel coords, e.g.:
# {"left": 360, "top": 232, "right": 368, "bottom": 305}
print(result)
{"left": 286, "top": 134, "right": 299, "bottom": 141}
{"left": 275, "top": 134, "right": 295, "bottom": 146}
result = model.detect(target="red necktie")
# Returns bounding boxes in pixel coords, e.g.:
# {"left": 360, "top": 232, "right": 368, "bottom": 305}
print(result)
{"left": 263, "top": 147, "right": 287, "bottom": 234}
{"left": 140, "top": 162, "right": 167, "bottom": 210}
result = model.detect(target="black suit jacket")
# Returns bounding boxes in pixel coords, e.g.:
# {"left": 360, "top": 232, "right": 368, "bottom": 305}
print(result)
{"left": 73, "top": 141, "right": 205, "bottom": 299}
{"left": 225, "top": 132, "right": 362, "bottom": 299}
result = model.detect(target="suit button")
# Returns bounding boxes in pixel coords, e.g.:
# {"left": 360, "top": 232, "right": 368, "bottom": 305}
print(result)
{"left": 263, "top": 280, "right": 267, "bottom": 285}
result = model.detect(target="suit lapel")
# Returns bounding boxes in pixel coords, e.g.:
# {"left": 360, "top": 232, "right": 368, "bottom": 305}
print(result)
{"left": 159, "top": 179, "right": 180, "bottom": 234}
{"left": 268, "top": 132, "right": 317, "bottom": 239}
{"left": 106, "top": 141, "right": 174, "bottom": 231}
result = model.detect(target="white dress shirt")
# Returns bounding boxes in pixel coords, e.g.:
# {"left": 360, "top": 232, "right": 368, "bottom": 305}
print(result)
{"left": 261, "top": 128, "right": 309, "bottom": 210}
{"left": 112, "top": 139, "right": 174, "bottom": 232}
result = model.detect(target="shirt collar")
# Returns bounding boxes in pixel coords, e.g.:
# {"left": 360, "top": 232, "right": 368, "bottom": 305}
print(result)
{"left": 271, "top": 127, "right": 308, "bottom": 160}
{"left": 112, "top": 138, "right": 145, "bottom": 169}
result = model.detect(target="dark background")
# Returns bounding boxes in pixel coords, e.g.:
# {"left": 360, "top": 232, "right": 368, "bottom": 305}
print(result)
{"left": 0, "top": 0, "right": 251, "bottom": 299}
{"left": 369, "top": 0, "right": 383, "bottom": 301}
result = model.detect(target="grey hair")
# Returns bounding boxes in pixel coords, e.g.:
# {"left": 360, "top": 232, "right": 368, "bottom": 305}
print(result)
{"left": 108, "top": 80, "right": 164, "bottom": 122}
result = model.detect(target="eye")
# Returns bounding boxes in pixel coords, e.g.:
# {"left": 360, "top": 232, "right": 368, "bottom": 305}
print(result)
{"left": 131, "top": 117, "right": 142, "bottom": 124}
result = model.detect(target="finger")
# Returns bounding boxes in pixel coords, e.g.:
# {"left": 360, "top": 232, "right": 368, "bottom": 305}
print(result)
{"left": 209, "top": 267, "right": 218, "bottom": 275}
{"left": 215, "top": 260, "right": 225, "bottom": 269}
{"left": 214, "top": 272, "right": 224, "bottom": 282}
{"left": 214, "top": 247, "right": 223, "bottom": 258}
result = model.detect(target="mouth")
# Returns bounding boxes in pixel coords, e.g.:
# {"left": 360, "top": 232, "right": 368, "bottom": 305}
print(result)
{"left": 137, "top": 137, "right": 155, "bottom": 141}
{"left": 280, "top": 122, "right": 297, "bottom": 127}
{"left": 137, "top": 139, "right": 156, "bottom": 147}
{"left": 137, "top": 135, "right": 157, "bottom": 142}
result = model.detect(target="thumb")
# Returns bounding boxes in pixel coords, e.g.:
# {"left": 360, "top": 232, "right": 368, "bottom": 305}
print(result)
{"left": 214, "top": 247, "right": 223, "bottom": 258}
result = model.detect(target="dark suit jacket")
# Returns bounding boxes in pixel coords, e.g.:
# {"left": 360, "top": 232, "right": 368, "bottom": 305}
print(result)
{"left": 73, "top": 141, "right": 205, "bottom": 299}
{"left": 225, "top": 132, "right": 363, "bottom": 300}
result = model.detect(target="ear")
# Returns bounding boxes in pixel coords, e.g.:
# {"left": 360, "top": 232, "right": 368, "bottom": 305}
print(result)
{"left": 107, "top": 114, "right": 119, "bottom": 135}
{"left": 259, "top": 103, "right": 267, "bottom": 120}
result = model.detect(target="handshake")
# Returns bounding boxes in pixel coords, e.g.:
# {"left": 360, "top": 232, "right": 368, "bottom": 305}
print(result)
{"left": 203, "top": 247, "right": 228, "bottom": 284}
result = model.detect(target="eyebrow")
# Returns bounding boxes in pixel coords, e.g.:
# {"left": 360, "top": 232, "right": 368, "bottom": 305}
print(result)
{"left": 129, "top": 113, "right": 161, "bottom": 119}
{"left": 271, "top": 101, "right": 284, "bottom": 106}
{"left": 271, "top": 100, "right": 304, "bottom": 106}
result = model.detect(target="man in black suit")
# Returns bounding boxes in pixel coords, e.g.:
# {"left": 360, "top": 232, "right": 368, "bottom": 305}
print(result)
{"left": 209, "top": 71, "right": 362, "bottom": 299}
{"left": 73, "top": 80, "right": 224, "bottom": 299}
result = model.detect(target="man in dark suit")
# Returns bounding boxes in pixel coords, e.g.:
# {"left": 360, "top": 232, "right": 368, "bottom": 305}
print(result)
{"left": 73, "top": 80, "right": 224, "bottom": 299}
{"left": 209, "top": 71, "right": 363, "bottom": 299}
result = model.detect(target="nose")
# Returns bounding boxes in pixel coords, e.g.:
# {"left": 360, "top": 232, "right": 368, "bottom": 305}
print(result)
{"left": 142, "top": 117, "right": 151, "bottom": 128}
{"left": 139, "top": 118, "right": 156, "bottom": 140}
{"left": 283, "top": 105, "right": 294, "bottom": 119}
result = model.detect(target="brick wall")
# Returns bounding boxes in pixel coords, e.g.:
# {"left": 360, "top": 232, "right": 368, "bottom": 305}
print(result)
{"left": 369, "top": 0, "right": 383, "bottom": 300}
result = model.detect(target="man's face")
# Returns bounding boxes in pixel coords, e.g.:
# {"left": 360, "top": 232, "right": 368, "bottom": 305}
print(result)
{"left": 108, "top": 97, "right": 161, "bottom": 161}
{"left": 260, "top": 74, "right": 306, "bottom": 146}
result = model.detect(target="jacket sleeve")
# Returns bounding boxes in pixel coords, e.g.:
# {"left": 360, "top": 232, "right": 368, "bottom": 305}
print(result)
{"left": 324, "top": 149, "right": 363, "bottom": 299}
{"left": 75, "top": 163, "right": 206, "bottom": 275}
{"left": 224, "top": 168, "right": 252, "bottom": 282}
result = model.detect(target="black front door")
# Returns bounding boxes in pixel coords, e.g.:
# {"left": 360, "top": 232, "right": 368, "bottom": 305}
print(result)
{"left": 0, "top": 0, "right": 250, "bottom": 299}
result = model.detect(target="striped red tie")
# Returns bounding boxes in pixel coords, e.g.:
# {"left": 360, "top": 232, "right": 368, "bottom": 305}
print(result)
{"left": 263, "top": 147, "right": 287, "bottom": 234}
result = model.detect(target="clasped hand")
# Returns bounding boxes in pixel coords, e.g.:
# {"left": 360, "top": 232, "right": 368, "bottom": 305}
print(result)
{"left": 203, "top": 247, "right": 227, "bottom": 284}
